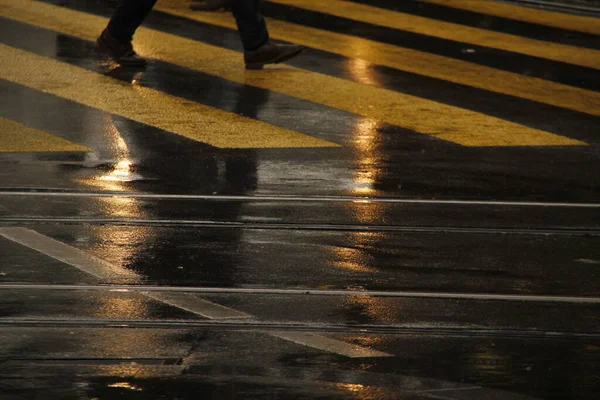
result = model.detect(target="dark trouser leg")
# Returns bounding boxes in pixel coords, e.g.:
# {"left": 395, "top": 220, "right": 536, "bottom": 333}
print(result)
{"left": 106, "top": 0, "right": 157, "bottom": 42}
{"left": 230, "top": 0, "right": 269, "bottom": 51}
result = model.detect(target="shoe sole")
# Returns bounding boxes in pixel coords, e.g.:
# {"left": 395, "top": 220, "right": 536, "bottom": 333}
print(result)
{"left": 245, "top": 47, "right": 304, "bottom": 70}
{"left": 96, "top": 37, "right": 148, "bottom": 67}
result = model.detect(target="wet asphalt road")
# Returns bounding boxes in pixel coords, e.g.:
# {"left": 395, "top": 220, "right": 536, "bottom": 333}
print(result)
{"left": 1, "top": 0, "right": 599, "bottom": 399}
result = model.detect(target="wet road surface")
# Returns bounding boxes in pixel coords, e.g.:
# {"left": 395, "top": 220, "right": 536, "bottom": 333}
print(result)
{"left": 0, "top": 0, "right": 599, "bottom": 399}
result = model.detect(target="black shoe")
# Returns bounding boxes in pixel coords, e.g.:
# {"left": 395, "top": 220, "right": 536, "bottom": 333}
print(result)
{"left": 189, "top": 0, "right": 231, "bottom": 11}
{"left": 96, "top": 29, "right": 147, "bottom": 67}
{"left": 244, "top": 42, "right": 304, "bottom": 70}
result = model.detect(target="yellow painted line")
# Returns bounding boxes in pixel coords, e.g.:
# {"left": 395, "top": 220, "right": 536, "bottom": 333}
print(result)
{"left": 0, "top": 44, "right": 336, "bottom": 149}
{"left": 269, "top": 0, "right": 600, "bottom": 70}
{"left": 0, "top": 116, "right": 90, "bottom": 152}
{"left": 421, "top": 0, "right": 600, "bottom": 36}
{"left": 156, "top": 0, "right": 600, "bottom": 118}
{"left": 0, "top": 0, "right": 587, "bottom": 147}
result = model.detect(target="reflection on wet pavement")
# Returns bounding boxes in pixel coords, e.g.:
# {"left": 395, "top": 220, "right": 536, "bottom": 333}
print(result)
{"left": 1, "top": 0, "right": 599, "bottom": 398}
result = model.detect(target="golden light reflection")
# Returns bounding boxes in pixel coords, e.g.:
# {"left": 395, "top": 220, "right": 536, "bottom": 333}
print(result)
{"left": 329, "top": 240, "right": 378, "bottom": 273}
{"left": 104, "top": 117, "right": 130, "bottom": 159}
{"left": 98, "top": 364, "right": 183, "bottom": 379}
{"left": 81, "top": 330, "right": 173, "bottom": 376}
{"left": 336, "top": 383, "right": 365, "bottom": 392}
{"left": 352, "top": 118, "right": 379, "bottom": 152}
{"left": 350, "top": 118, "right": 380, "bottom": 196}
{"left": 107, "top": 382, "right": 143, "bottom": 391}
{"left": 352, "top": 201, "right": 388, "bottom": 225}
{"left": 106, "top": 197, "right": 142, "bottom": 219}
{"left": 77, "top": 117, "right": 143, "bottom": 191}
{"left": 352, "top": 179, "right": 374, "bottom": 196}
{"left": 350, "top": 334, "right": 387, "bottom": 348}
{"left": 346, "top": 295, "right": 398, "bottom": 324}
{"left": 76, "top": 116, "right": 154, "bottom": 284}
{"left": 347, "top": 57, "right": 380, "bottom": 87}
{"left": 330, "top": 114, "right": 388, "bottom": 302}
{"left": 84, "top": 225, "right": 154, "bottom": 278}
{"left": 130, "top": 71, "right": 146, "bottom": 87}
{"left": 327, "top": 232, "right": 388, "bottom": 274}
{"left": 327, "top": 230, "right": 396, "bottom": 326}
{"left": 93, "top": 295, "right": 150, "bottom": 319}
{"left": 80, "top": 119, "right": 146, "bottom": 221}
{"left": 469, "top": 345, "right": 511, "bottom": 375}
{"left": 335, "top": 383, "right": 390, "bottom": 400}
{"left": 98, "top": 160, "right": 135, "bottom": 182}
{"left": 82, "top": 202, "right": 152, "bottom": 281}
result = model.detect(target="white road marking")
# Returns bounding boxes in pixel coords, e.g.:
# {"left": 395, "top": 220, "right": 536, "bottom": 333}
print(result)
{"left": 576, "top": 259, "right": 600, "bottom": 264}
{"left": 144, "top": 291, "right": 252, "bottom": 319}
{"left": 0, "top": 228, "right": 248, "bottom": 319}
{"left": 0, "top": 227, "right": 138, "bottom": 280}
{"left": 271, "top": 331, "right": 392, "bottom": 358}
{"left": 0, "top": 228, "right": 393, "bottom": 357}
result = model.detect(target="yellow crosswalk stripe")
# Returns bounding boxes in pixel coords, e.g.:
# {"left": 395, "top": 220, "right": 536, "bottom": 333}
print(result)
{"left": 1, "top": 0, "right": 586, "bottom": 147}
{"left": 0, "top": 44, "right": 337, "bottom": 149}
{"left": 269, "top": 0, "right": 600, "bottom": 70}
{"left": 0, "top": 116, "right": 90, "bottom": 152}
{"left": 157, "top": 0, "right": 600, "bottom": 118}
{"left": 421, "top": 0, "right": 600, "bottom": 35}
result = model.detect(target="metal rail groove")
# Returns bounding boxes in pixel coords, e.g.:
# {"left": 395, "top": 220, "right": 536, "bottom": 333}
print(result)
{"left": 1, "top": 189, "right": 599, "bottom": 208}
{"left": 501, "top": 0, "right": 600, "bottom": 16}
{"left": 2, "top": 284, "right": 599, "bottom": 304}
{"left": 1, "top": 216, "right": 598, "bottom": 236}
{"left": 1, "top": 318, "right": 598, "bottom": 339}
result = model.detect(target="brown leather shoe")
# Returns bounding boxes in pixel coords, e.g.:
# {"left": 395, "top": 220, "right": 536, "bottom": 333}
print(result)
{"left": 96, "top": 29, "right": 147, "bottom": 67}
{"left": 189, "top": 0, "right": 231, "bottom": 11}
{"left": 244, "top": 42, "right": 304, "bottom": 70}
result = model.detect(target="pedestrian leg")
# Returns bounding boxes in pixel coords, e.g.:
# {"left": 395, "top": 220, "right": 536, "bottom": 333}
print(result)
{"left": 230, "top": 0, "right": 303, "bottom": 69}
{"left": 97, "top": 0, "right": 157, "bottom": 66}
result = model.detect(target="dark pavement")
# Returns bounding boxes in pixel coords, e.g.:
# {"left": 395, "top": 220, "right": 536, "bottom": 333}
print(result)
{"left": 0, "top": 0, "right": 599, "bottom": 399}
